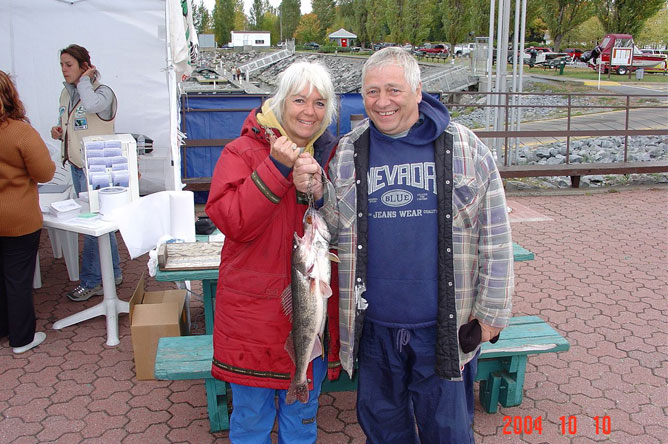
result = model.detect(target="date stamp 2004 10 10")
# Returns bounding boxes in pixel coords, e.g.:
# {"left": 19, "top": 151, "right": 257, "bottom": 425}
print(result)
{"left": 502, "top": 415, "right": 612, "bottom": 436}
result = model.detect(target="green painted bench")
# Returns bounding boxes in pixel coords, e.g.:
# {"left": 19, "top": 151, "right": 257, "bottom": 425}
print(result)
{"left": 323, "top": 315, "right": 569, "bottom": 412}
{"left": 155, "top": 315, "right": 569, "bottom": 432}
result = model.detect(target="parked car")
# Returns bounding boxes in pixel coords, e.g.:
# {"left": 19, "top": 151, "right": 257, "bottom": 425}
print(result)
{"left": 373, "top": 42, "right": 396, "bottom": 51}
{"left": 415, "top": 43, "right": 449, "bottom": 57}
{"left": 564, "top": 48, "right": 583, "bottom": 59}
{"left": 304, "top": 42, "right": 320, "bottom": 50}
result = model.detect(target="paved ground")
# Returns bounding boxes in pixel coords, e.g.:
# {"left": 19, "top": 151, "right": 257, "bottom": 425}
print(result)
{"left": 1, "top": 185, "right": 666, "bottom": 443}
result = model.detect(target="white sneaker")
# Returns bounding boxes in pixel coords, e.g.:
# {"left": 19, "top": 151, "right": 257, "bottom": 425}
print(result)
{"left": 12, "top": 332, "right": 46, "bottom": 354}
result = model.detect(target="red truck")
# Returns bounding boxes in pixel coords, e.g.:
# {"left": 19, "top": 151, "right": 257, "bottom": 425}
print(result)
{"left": 415, "top": 43, "right": 450, "bottom": 58}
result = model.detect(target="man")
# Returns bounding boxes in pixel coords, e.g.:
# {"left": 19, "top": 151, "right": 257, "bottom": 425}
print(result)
{"left": 319, "top": 47, "right": 514, "bottom": 443}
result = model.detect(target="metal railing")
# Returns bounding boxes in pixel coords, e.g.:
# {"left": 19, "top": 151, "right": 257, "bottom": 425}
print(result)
{"left": 447, "top": 90, "right": 668, "bottom": 166}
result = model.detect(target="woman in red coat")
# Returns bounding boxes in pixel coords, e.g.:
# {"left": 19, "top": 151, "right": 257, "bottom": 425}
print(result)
{"left": 205, "top": 60, "right": 338, "bottom": 443}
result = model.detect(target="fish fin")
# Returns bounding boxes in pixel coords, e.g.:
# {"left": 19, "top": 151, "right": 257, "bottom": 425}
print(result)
{"left": 328, "top": 252, "right": 340, "bottom": 263}
{"left": 284, "top": 332, "right": 297, "bottom": 365}
{"left": 280, "top": 285, "right": 293, "bottom": 320}
{"left": 286, "top": 380, "right": 309, "bottom": 405}
{"left": 320, "top": 281, "right": 333, "bottom": 299}
{"left": 309, "top": 335, "right": 323, "bottom": 362}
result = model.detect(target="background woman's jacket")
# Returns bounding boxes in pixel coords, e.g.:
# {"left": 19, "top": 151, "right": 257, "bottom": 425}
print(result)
{"left": 0, "top": 119, "right": 55, "bottom": 236}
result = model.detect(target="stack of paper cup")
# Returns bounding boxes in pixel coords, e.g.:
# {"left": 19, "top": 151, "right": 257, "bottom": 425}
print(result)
{"left": 98, "top": 186, "right": 130, "bottom": 221}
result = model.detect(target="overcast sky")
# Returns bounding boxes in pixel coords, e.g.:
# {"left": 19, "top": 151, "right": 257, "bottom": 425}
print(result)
{"left": 202, "top": 0, "right": 312, "bottom": 16}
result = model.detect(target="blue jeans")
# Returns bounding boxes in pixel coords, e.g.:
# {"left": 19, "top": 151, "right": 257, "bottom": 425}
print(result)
{"left": 228, "top": 357, "right": 327, "bottom": 444}
{"left": 70, "top": 165, "right": 122, "bottom": 288}
{"left": 357, "top": 321, "right": 478, "bottom": 444}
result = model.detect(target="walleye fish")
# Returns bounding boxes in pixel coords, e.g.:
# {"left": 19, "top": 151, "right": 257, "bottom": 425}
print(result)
{"left": 282, "top": 206, "right": 337, "bottom": 404}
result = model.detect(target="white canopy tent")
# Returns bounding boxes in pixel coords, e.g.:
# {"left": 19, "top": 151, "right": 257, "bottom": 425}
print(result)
{"left": 0, "top": 0, "right": 198, "bottom": 192}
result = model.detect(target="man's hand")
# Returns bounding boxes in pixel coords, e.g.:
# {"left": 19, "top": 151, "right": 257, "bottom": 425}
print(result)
{"left": 293, "top": 153, "right": 323, "bottom": 199}
{"left": 469, "top": 315, "right": 502, "bottom": 342}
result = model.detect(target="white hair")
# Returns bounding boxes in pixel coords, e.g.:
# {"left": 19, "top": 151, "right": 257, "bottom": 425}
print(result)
{"left": 362, "top": 47, "right": 421, "bottom": 93}
{"left": 268, "top": 60, "right": 337, "bottom": 133}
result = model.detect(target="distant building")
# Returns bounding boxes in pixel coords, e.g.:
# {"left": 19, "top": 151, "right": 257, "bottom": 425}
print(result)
{"left": 230, "top": 31, "right": 271, "bottom": 48}
{"left": 198, "top": 33, "right": 215, "bottom": 48}
{"left": 328, "top": 28, "right": 357, "bottom": 48}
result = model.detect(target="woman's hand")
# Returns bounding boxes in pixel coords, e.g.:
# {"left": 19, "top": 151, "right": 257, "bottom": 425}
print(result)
{"left": 51, "top": 126, "right": 63, "bottom": 140}
{"left": 80, "top": 63, "right": 97, "bottom": 81}
{"left": 270, "top": 135, "right": 301, "bottom": 168}
{"left": 293, "top": 154, "right": 323, "bottom": 199}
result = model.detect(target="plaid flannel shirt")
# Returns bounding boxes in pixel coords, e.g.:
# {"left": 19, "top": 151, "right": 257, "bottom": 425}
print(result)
{"left": 321, "top": 120, "right": 514, "bottom": 378}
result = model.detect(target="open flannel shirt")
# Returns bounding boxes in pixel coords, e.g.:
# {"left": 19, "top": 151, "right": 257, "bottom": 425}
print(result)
{"left": 320, "top": 120, "right": 514, "bottom": 379}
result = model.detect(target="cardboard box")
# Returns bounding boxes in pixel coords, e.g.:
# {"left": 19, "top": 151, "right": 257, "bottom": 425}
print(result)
{"left": 130, "top": 274, "right": 188, "bottom": 380}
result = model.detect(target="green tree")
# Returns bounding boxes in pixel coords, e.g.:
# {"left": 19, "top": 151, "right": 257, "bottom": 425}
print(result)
{"left": 594, "top": 0, "right": 665, "bottom": 35}
{"left": 234, "top": 0, "right": 248, "bottom": 30}
{"left": 540, "top": 0, "right": 594, "bottom": 51}
{"left": 402, "top": 0, "right": 433, "bottom": 45}
{"left": 565, "top": 15, "right": 604, "bottom": 47}
{"left": 250, "top": 0, "right": 265, "bottom": 29}
{"left": 312, "top": 0, "right": 336, "bottom": 32}
{"left": 281, "top": 0, "right": 302, "bottom": 40}
{"left": 295, "top": 13, "right": 323, "bottom": 43}
{"left": 441, "top": 0, "right": 476, "bottom": 51}
{"left": 338, "top": 0, "right": 369, "bottom": 47}
{"left": 193, "top": 0, "right": 212, "bottom": 33}
{"left": 214, "top": 0, "right": 236, "bottom": 46}
{"left": 636, "top": 8, "right": 668, "bottom": 48}
{"left": 365, "top": 0, "right": 386, "bottom": 44}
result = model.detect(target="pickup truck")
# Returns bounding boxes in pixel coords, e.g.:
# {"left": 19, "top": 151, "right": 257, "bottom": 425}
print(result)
{"left": 415, "top": 43, "right": 449, "bottom": 57}
{"left": 454, "top": 43, "right": 475, "bottom": 57}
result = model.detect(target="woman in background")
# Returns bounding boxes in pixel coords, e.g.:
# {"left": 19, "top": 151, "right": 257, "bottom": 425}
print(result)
{"left": 50, "top": 44, "right": 123, "bottom": 302}
{"left": 205, "top": 60, "right": 338, "bottom": 443}
{"left": 0, "top": 70, "right": 55, "bottom": 353}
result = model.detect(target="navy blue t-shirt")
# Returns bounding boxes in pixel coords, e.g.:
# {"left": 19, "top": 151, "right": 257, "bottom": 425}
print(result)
{"left": 364, "top": 93, "right": 450, "bottom": 327}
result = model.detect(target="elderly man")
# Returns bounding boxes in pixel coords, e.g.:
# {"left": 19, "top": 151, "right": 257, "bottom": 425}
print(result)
{"left": 318, "top": 47, "right": 514, "bottom": 443}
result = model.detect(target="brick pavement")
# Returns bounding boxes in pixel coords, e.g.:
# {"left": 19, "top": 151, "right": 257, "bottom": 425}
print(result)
{"left": 0, "top": 186, "right": 666, "bottom": 443}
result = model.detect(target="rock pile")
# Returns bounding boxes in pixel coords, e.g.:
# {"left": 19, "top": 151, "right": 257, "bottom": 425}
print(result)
{"left": 504, "top": 135, "right": 668, "bottom": 189}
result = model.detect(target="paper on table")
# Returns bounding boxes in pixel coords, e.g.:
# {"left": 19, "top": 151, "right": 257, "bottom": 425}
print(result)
{"left": 113, "top": 191, "right": 196, "bottom": 259}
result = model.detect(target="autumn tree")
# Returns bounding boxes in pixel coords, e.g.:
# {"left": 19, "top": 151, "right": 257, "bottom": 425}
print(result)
{"left": 295, "top": 13, "right": 323, "bottom": 43}
{"left": 540, "top": 0, "right": 594, "bottom": 51}
{"left": 594, "top": 0, "right": 665, "bottom": 35}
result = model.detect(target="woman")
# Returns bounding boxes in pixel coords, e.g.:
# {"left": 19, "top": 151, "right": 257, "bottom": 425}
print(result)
{"left": 50, "top": 44, "right": 123, "bottom": 302}
{"left": 0, "top": 70, "right": 56, "bottom": 353}
{"left": 205, "top": 61, "right": 338, "bottom": 443}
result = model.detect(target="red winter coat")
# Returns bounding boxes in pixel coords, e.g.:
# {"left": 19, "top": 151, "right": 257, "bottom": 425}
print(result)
{"left": 205, "top": 108, "right": 338, "bottom": 389}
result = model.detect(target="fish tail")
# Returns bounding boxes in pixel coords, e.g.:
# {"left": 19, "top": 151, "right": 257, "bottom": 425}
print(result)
{"left": 286, "top": 380, "right": 310, "bottom": 405}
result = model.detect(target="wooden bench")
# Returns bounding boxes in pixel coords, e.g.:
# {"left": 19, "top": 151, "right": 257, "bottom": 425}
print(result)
{"left": 155, "top": 315, "right": 569, "bottom": 430}
{"left": 498, "top": 160, "right": 668, "bottom": 188}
